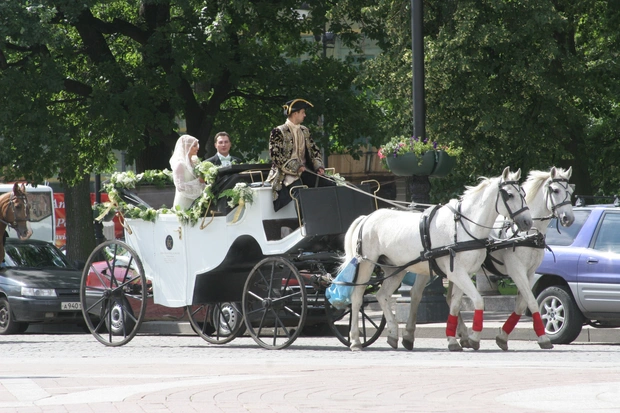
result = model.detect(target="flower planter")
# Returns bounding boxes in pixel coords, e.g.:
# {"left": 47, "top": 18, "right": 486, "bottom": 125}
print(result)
{"left": 430, "top": 150, "right": 456, "bottom": 177}
{"left": 386, "top": 151, "right": 436, "bottom": 176}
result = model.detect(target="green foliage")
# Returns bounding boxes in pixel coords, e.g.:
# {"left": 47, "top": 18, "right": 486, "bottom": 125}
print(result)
{"left": 100, "top": 165, "right": 257, "bottom": 225}
{"left": 219, "top": 183, "right": 254, "bottom": 209}
{"left": 2, "top": 0, "right": 620, "bottom": 204}
{"left": 0, "top": 0, "right": 382, "bottom": 185}
{"left": 358, "top": 0, "right": 620, "bottom": 200}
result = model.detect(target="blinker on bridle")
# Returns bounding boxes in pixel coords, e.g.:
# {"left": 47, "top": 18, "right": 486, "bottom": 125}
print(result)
{"left": 497, "top": 180, "right": 529, "bottom": 220}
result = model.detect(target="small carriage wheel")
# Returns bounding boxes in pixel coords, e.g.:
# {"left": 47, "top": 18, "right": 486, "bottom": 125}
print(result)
{"left": 80, "top": 240, "right": 147, "bottom": 347}
{"left": 186, "top": 302, "right": 245, "bottom": 345}
{"left": 325, "top": 294, "right": 387, "bottom": 348}
{"left": 242, "top": 257, "right": 307, "bottom": 350}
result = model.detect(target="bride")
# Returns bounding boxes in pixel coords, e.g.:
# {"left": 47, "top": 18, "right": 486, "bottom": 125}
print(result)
{"left": 169, "top": 134, "right": 205, "bottom": 210}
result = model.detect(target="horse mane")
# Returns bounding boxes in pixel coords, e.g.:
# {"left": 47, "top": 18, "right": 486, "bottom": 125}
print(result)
{"left": 459, "top": 177, "right": 494, "bottom": 201}
{"left": 523, "top": 168, "right": 571, "bottom": 204}
{"left": 459, "top": 169, "right": 521, "bottom": 202}
{"left": 523, "top": 170, "right": 549, "bottom": 204}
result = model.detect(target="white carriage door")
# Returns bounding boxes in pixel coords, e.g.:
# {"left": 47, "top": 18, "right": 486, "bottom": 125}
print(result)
{"left": 150, "top": 215, "right": 188, "bottom": 308}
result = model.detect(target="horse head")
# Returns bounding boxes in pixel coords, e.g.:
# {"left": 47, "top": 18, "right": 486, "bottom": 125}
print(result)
{"left": 545, "top": 166, "right": 575, "bottom": 227}
{"left": 1, "top": 183, "right": 32, "bottom": 240}
{"left": 497, "top": 166, "right": 533, "bottom": 232}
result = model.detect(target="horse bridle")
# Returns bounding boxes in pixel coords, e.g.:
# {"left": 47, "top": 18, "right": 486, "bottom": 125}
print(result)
{"left": 531, "top": 177, "right": 573, "bottom": 222}
{"left": 547, "top": 178, "right": 573, "bottom": 215}
{"left": 0, "top": 193, "right": 30, "bottom": 230}
{"left": 448, "top": 178, "right": 529, "bottom": 243}
{"left": 496, "top": 179, "right": 529, "bottom": 220}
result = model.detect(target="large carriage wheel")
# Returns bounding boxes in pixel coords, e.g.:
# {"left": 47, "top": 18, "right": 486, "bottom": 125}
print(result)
{"left": 242, "top": 257, "right": 307, "bottom": 350}
{"left": 80, "top": 240, "right": 147, "bottom": 346}
{"left": 186, "top": 302, "right": 245, "bottom": 345}
{"left": 325, "top": 294, "right": 387, "bottom": 348}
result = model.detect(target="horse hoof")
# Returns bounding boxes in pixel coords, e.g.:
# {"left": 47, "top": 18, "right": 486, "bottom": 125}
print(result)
{"left": 448, "top": 338, "right": 463, "bottom": 351}
{"left": 538, "top": 336, "right": 554, "bottom": 350}
{"left": 387, "top": 336, "right": 398, "bottom": 349}
{"left": 469, "top": 339, "right": 480, "bottom": 351}
{"left": 402, "top": 339, "right": 414, "bottom": 351}
{"left": 459, "top": 338, "right": 473, "bottom": 349}
{"left": 496, "top": 336, "right": 509, "bottom": 351}
{"left": 350, "top": 343, "right": 362, "bottom": 352}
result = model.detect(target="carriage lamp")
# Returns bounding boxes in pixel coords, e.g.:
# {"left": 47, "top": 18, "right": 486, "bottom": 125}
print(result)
{"left": 21, "top": 287, "right": 57, "bottom": 297}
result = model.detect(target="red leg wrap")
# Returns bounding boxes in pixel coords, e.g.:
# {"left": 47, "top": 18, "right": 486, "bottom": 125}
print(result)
{"left": 472, "top": 309, "right": 483, "bottom": 332}
{"left": 502, "top": 312, "right": 522, "bottom": 334}
{"left": 532, "top": 312, "right": 545, "bottom": 337}
{"left": 446, "top": 314, "right": 458, "bottom": 337}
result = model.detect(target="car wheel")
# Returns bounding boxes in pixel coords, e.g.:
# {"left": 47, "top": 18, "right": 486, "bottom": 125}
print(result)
{"left": 537, "top": 285, "right": 584, "bottom": 344}
{"left": 105, "top": 298, "right": 136, "bottom": 336}
{"left": 0, "top": 297, "right": 21, "bottom": 335}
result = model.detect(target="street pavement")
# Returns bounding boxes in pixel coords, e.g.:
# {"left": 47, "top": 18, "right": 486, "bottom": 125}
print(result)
{"left": 2, "top": 326, "right": 620, "bottom": 413}
{"left": 12, "top": 304, "right": 620, "bottom": 413}
{"left": 28, "top": 308, "right": 620, "bottom": 344}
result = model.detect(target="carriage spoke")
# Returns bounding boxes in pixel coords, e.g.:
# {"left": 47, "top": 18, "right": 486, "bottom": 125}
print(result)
{"left": 255, "top": 307, "right": 270, "bottom": 338}
{"left": 186, "top": 302, "right": 244, "bottom": 345}
{"left": 84, "top": 291, "right": 107, "bottom": 314}
{"left": 270, "top": 290, "right": 302, "bottom": 304}
{"left": 243, "top": 257, "right": 307, "bottom": 350}
{"left": 282, "top": 305, "right": 302, "bottom": 319}
{"left": 326, "top": 293, "right": 386, "bottom": 348}
{"left": 89, "top": 265, "right": 114, "bottom": 290}
{"left": 81, "top": 240, "right": 146, "bottom": 347}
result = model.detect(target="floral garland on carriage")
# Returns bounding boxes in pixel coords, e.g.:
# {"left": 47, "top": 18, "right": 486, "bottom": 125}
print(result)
{"left": 96, "top": 160, "right": 255, "bottom": 226}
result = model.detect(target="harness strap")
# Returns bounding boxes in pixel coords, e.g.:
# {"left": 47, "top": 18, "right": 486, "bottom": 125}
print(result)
{"left": 481, "top": 232, "right": 548, "bottom": 277}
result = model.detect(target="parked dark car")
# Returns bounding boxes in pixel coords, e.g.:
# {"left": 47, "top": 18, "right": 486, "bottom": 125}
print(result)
{"left": 0, "top": 238, "right": 83, "bottom": 334}
{"left": 533, "top": 198, "right": 620, "bottom": 344}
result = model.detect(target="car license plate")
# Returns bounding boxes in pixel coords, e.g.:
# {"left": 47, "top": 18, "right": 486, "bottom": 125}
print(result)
{"left": 61, "top": 302, "right": 81, "bottom": 310}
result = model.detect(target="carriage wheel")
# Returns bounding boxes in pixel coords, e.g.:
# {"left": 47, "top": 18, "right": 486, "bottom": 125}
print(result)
{"left": 325, "top": 294, "right": 387, "bottom": 348}
{"left": 80, "top": 240, "right": 147, "bottom": 346}
{"left": 242, "top": 257, "right": 307, "bottom": 350}
{"left": 186, "top": 302, "right": 245, "bottom": 345}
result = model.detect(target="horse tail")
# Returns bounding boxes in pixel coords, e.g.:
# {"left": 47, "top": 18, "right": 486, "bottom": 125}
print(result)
{"left": 339, "top": 214, "right": 367, "bottom": 272}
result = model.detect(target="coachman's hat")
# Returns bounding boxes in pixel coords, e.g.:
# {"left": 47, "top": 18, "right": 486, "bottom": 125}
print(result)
{"left": 283, "top": 98, "right": 313, "bottom": 116}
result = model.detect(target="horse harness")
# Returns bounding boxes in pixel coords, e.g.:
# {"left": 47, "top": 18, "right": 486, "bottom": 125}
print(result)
{"left": 480, "top": 176, "right": 571, "bottom": 277}
{"left": 0, "top": 192, "right": 30, "bottom": 230}
{"left": 355, "top": 179, "right": 530, "bottom": 283}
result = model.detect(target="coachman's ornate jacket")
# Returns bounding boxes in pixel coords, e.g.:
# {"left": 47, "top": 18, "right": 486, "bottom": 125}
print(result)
{"left": 266, "top": 123, "right": 324, "bottom": 201}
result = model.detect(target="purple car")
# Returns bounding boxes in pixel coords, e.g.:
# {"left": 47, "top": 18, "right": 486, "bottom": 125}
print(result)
{"left": 533, "top": 199, "right": 620, "bottom": 344}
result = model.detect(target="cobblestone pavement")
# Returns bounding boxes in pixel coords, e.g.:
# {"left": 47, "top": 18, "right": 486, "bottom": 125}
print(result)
{"left": 1, "top": 332, "right": 620, "bottom": 413}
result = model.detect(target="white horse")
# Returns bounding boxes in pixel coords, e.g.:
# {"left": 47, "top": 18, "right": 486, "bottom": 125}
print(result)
{"left": 342, "top": 167, "right": 533, "bottom": 351}
{"left": 447, "top": 167, "right": 574, "bottom": 351}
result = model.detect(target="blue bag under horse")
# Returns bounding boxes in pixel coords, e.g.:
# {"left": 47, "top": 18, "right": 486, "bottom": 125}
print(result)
{"left": 326, "top": 257, "right": 358, "bottom": 310}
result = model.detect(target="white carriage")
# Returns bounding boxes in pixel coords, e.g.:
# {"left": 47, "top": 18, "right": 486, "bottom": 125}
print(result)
{"left": 80, "top": 164, "right": 386, "bottom": 349}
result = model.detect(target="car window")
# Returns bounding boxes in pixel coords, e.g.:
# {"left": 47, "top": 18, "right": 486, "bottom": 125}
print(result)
{"left": 545, "top": 210, "right": 590, "bottom": 246}
{"left": 4, "top": 243, "right": 72, "bottom": 268}
{"left": 593, "top": 212, "right": 620, "bottom": 253}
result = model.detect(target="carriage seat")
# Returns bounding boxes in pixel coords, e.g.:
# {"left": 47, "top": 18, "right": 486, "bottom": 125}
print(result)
{"left": 211, "top": 163, "right": 271, "bottom": 215}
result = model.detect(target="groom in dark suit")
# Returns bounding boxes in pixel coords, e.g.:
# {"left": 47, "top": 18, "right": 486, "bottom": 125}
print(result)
{"left": 206, "top": 132, "right": 242, "bottom": 166}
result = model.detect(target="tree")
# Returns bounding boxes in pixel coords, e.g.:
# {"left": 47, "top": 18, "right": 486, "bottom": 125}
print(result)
{"left": 0, "top": 0, "right": 383, "bottom": 260}
{"left": 358, "top": 0, "right": 620, "bottom": 200}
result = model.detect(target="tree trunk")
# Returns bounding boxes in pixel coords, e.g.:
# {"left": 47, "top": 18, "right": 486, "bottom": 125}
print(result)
{"left": 63, "top": 174, "right": 96, "bottom": 267}
{"left": 562, "top": 133, "right": 592, "bottom": 197}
